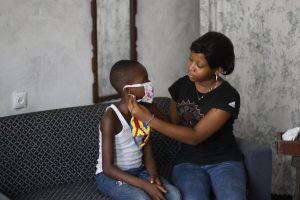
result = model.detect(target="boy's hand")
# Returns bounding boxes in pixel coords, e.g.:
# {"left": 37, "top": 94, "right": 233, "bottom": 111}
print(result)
{"left": 150, "top": 174, "right": 161, "bottom": 184}
{"left": 142, "top": 182, "right": 167, "bottom": 200}
{"left": 150, "top": 175, "right": 167, "bottom": 193}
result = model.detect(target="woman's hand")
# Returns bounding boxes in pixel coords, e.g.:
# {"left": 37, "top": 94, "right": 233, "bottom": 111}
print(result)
{"left": 128, "top": 95, "right": 153, "bottom": 124}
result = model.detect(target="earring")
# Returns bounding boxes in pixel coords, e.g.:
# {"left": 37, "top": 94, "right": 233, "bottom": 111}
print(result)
{"left": 215, "top": 74, "right": 218, "bottom": 83}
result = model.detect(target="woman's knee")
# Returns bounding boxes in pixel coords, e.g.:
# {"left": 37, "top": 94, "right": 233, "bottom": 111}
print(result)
{"left": 210, "top": 161, "right": 246, "bottom": 200}
{"left": 172, "top": 163, "right": 211, "bottom": 200}
{"left": 173, "top": 163, "right": 210, "bottom": 186}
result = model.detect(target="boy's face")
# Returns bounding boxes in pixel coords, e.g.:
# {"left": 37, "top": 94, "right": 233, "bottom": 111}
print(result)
{"left": 127, "top": 65, "right": 150, "bottom": 99}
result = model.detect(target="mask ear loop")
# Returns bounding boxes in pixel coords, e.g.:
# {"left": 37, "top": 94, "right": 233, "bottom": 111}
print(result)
{"left": 123, "top": 83, "right": 145, "bottom": 91}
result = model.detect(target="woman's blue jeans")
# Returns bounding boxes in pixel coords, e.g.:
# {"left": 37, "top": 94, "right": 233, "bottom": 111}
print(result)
{"left": 96, "top": 164, "right": 181, "bottom": 200}
{"left": 172, "top": 161, "right": 246, "bottom": 200}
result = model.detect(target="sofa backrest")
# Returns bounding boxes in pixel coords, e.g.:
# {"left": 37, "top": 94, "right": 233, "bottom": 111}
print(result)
{"left": 0, "top": 97, "right": 178, "bottom": 198}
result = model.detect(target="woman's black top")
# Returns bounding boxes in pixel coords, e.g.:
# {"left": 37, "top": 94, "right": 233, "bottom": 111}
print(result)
{"left": 168, "top": 75, "right": 244, "bottom": 166}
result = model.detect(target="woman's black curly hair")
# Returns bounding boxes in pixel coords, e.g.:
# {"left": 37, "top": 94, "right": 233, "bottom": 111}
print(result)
{"left": 190, "top": 31, "right": 235, "bottom": 75}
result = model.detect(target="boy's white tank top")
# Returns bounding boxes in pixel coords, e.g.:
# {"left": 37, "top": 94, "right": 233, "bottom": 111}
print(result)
{"left": 96, "top": 104, "right": 143, "bottom": 175}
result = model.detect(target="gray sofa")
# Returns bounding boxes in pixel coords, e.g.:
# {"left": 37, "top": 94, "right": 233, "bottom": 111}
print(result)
{"left": 0, "top": 97, "right": 272, "bottom": 200}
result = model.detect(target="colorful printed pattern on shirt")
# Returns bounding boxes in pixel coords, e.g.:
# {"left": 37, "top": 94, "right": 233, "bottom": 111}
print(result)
{"left": 130, "top": 117, "right": 151, "bottom": 147}
{"left": 177, "top": 100, "right": 204, "bottom": 128}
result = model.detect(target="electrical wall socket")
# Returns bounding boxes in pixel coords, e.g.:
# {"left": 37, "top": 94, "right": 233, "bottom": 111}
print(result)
{"left": 13, "top": 92, "right": 27, "bottom": 109}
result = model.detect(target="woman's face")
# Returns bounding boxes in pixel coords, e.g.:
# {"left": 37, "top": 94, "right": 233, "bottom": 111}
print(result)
{"left": 187, "top": 52, "right": 216, "bottom": 83}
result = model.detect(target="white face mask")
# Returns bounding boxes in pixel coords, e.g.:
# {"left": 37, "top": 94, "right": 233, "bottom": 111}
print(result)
{"left": 123, "top": 82, "right": 154, "bottom": 103}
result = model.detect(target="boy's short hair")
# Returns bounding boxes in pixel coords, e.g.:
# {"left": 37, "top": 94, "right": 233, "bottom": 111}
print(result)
{"left": 110, "top": 60, "right": 142, "bottom": 94}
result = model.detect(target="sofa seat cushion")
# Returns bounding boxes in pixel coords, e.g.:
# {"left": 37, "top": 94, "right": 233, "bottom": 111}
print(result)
{"left": 13, "top": 162, "right": 174, "bottom": 200}
{"left": 13, "top": 180, "right": 112, "bottom": 200}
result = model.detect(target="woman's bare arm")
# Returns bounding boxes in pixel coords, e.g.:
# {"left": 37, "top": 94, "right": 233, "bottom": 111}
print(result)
{"left": 167, "top": 99, "right": 181, "bottom": 125}
{"left": 128, "top": 95, "right": 231, "bottom": 146}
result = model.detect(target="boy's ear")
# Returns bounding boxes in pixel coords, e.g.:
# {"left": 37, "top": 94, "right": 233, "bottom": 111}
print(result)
{"left": 124, "top": 87, "right": 132, "bottom": 94}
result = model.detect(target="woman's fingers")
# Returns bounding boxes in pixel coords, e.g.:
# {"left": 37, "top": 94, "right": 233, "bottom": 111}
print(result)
{"left": 128, "top": 95, "right": 134, "bottom": 112}
{"left": 128, "top": 95, "right": 152, "bottom": 122}
{"left": 132, "top": 95, "right": 139, "bottom": 108}
{"left": 128, "top": 95, "right": 140, "bottom": 114}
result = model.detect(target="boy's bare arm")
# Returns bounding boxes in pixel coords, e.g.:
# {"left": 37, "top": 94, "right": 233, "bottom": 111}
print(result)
{"left": 142, "top": 138, "right": 158, "bottom": 177}
{"left": 143, "top": 138, "right": 167, "bottom": 193}
{"left": 101, "top": 110, "right": 167, "bottom": 200}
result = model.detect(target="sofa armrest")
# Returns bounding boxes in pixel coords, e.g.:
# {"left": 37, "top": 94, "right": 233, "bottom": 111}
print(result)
{"left": 235, "top": 137, "right": 272, "bottom": 200}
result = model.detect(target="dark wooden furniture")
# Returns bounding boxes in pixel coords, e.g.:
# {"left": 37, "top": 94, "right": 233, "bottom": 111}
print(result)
{"left": 91, "top": 0, "right": 137, "bottom": 103}
{"left": 277, "top": 132, "right": 300, "bottom": 200}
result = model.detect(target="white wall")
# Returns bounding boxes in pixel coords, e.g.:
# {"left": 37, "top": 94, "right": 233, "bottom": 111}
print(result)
{"left": 0, "top": 0, "right": 199, "bottom": 118}
{"left": 0, "top": 0, "right": 94, "bottom": 117}
{"left": 137, "top": 0, "right": 200, "bottom": 97}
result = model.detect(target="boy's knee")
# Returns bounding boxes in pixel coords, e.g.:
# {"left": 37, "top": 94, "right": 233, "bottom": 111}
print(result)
{"left": 134, "top": 192, "right": 152, "bottom": 200}
{"left": 170, "top": 188, "right": 182, "bottom": 200}
{"left": 163, "top": 185, "right": 182, "bottom": 200}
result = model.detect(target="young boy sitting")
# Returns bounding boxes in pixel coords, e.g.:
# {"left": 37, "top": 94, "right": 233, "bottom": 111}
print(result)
{"left": 95, "top": 60, "right": 181, "bottom": 200}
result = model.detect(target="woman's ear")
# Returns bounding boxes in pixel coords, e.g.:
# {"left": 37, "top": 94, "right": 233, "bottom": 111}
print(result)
{"left": 215, "top": 67, "right": 224, "bottom": 75}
